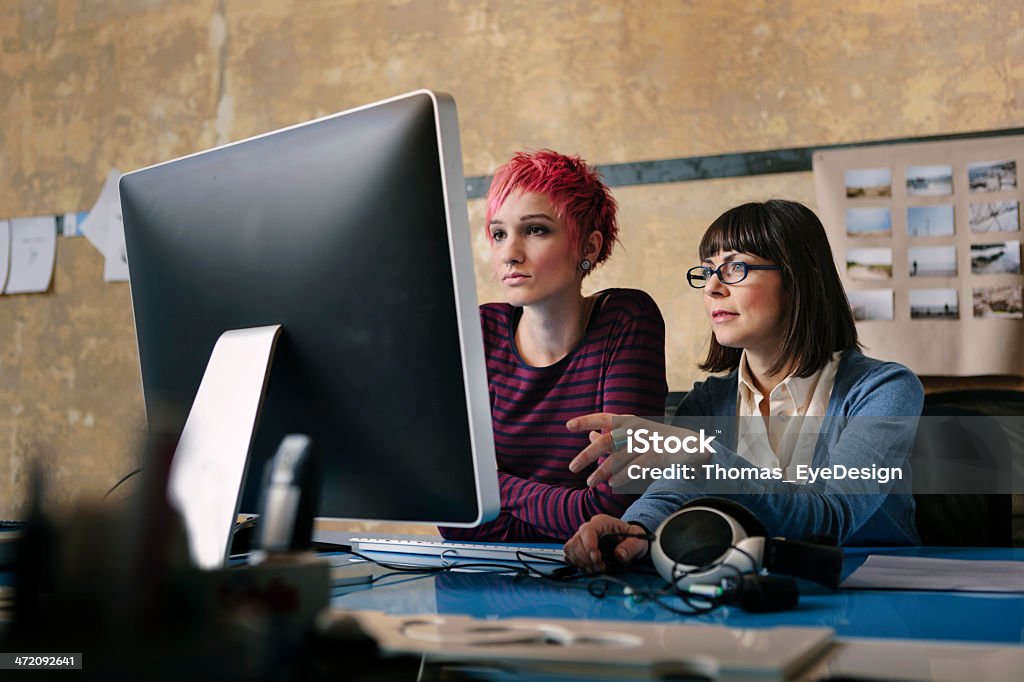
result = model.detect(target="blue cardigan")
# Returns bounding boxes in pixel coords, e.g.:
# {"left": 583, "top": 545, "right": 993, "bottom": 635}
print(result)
{"left": 622, "top": 350, "right": 923, "bottom": 545}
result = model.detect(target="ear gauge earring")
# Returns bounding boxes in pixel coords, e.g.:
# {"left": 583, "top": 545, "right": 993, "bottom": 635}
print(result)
{"left": 580, "top": 259, "right": 592, "bottom": 272}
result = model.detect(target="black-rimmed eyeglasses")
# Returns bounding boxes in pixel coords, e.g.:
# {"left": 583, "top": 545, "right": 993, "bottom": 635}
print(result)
{"left": 686, "top": 262, "right": 782, "bottom": 288}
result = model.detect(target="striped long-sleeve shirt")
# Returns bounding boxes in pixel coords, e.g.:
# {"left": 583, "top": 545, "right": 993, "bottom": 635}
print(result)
{"left": 441, "top": 288, "right": 667, "bottom": 542}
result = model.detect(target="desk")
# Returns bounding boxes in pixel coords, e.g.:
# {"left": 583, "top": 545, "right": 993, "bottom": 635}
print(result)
{"left": 324, "top": 539, "right": 1024, "bottom": 645}
{"left": 320, "top": 534, "right": 1024, "bottom": 680}
{"left": 3, "top": 527, "right": 1022, "bottom": 680}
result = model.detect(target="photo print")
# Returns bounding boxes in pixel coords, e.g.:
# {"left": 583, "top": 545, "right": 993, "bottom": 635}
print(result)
{"left": 907, "top": 204, "right": 954, "bottom": 237}
{"left": 846, "top": 247, "right": 892, "bottom": 280}
{"left": 908, "top": 245, "right": 957, "bottom": 277}
{"left": 846, "top": 207, "right": 892, "bottom": 238}
{"left": 905, "top": 164, "right": 953, "bottom": 196}
{"left": 845, "top": 168, "right": 892, "bottom": 198}
{"left": 969, "top": 201, "right": 1019, "bottom": 233}
{"left": 968, "top": 160, "right": 1017, "bottom": 193}
{"left": 973, "top": 285, "right": 1023, "bottom": 319}
{"left": 971, "top": 240, "right": 1021, "bottom": 274}
{"left": 909, "top": 288, "right": 959, "bottom": 320}
{"left": 848, "top": 289, "right": 894, "bottom": 321}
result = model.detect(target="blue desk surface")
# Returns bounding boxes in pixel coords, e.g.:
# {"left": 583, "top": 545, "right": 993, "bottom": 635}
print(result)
{"left": 329, "top": 544, "right": 1024, "bottom": 646}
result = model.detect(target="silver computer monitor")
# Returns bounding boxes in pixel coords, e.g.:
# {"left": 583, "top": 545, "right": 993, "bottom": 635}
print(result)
{"left": 120, "top": 90, "right": 499, "bottom": 569}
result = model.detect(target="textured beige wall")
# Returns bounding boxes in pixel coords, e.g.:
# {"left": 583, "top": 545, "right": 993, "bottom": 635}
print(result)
{"left": 2, "top": 0, "right": 1023, "bottom": 518}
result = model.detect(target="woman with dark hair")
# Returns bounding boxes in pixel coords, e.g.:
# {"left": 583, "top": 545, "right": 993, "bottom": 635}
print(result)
{"left": 440, "top": 150, "right": 667, "bottom": 543}
{"left": 563, "top": 199, "right": 922, "bottom": 570}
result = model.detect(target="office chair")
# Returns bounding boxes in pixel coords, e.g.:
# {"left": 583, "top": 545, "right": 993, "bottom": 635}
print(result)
{"left": 665, "top": 391, "right": 689, "bottom": 419}
{"left": 912, "top": 390, "right": 1022, "bottom": 547}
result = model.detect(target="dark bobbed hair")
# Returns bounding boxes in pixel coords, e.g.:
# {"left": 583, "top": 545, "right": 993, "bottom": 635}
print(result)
{"left": 698, "top": 199, "right": 860, "bottom": 377}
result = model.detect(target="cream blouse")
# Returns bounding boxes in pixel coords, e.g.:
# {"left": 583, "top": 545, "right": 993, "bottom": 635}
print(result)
{"left": 736, "top": 350, "right": 842, "bottom": 479}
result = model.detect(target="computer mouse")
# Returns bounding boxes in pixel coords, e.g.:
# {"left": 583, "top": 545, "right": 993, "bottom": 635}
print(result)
{"left": 598, "top": 533, "right": 622, "bottom": 565}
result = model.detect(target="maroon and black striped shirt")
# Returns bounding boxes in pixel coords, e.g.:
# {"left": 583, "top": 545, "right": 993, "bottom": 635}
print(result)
{"left": 441, "top": 288, "right": 667, "bottom": 542}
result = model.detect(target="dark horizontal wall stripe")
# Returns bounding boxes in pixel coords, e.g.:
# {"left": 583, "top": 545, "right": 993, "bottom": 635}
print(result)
{"left": 464, "top": 127, "right": 1024, "bottom": 199}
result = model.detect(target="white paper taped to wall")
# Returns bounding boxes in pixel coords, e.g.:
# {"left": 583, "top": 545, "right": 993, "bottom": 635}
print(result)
{"left": 5, "top": 216, "right": 57, "bottom": 295}
{"left": 0, "top": 220, "right": 10, "bottom": 294}
{"left": 79, "top": 168, "right": 128, "bottom": 282}
{"left": 62, "top": 211, "right": 87, "bottom": 238}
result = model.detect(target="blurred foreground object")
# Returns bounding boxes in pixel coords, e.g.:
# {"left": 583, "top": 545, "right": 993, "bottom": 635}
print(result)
{"left": 1, "top": 432, "right": 403, "bottom": 681}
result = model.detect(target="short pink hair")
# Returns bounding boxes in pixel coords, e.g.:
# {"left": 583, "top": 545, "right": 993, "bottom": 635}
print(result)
{"left": 485, "top": 150, "right": 619, "bottom": 270}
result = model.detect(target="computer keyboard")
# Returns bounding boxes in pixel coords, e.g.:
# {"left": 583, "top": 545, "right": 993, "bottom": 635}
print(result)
{"left": 348, "top": 537, "right": 565, "bottom": 564}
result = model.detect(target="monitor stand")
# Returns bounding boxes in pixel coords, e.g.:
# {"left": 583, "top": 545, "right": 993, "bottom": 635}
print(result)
{"left": 166, "top": 324, "right": 282, "bottom": 570}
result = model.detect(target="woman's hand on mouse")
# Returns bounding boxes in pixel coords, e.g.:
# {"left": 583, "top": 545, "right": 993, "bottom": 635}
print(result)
{"left": 563, "top": 514, "right": 649, "bottom": 573}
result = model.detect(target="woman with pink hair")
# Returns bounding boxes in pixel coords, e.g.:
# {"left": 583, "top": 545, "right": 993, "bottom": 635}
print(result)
{"left": 441, "top": 150, "right": 667, "bottom": 542}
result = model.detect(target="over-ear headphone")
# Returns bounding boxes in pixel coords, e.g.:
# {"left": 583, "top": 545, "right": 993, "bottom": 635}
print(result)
{"left": 651, "top": 497, "right": 843, "bottom": 591}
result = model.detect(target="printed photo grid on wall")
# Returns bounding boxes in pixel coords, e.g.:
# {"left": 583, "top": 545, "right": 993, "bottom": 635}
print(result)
{"left": 814, "top": 136, "right": 1023, "bottom": 377}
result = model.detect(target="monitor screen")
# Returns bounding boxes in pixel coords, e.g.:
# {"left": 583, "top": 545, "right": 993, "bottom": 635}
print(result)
{"left": 120, "top": 91, "right": 499, "bottom": 566}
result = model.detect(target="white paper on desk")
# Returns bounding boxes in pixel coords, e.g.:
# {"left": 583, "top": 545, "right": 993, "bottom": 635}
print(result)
{"left": 841, "top": 555, "right": 1024, "bottom": 592}
{"left": 353, "top": 612, "right": 833, "bottom": 680}
{"left": 0, "top": 220, "right": 10, "bottom": 293}
{"left": 5, "top": 216, "right": 57, "bottom": 294}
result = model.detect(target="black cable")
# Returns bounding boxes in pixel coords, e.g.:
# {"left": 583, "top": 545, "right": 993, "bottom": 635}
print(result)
{"left": 670, "top": 543, "right": 751, "bottom": 585}
{"left": 667, "top": 542, "right": 750, "bottom": 600}
{"left": 599, "top": 530, "right": 657, "bottom": 542}
{"left": 570, "top": 542, "right": 758, "bottom": 617}
{"left": 102, "top": 467, "right": 145, "bottom": 501}
{"left": 531, "top": 542, "right": 726, "bottom": 616}
{"left": 514, "top": 550, "right": 566, "bottom": 565}
{"left": 320, "top": 540, "right": 770, "bottom": 618}
{"left": 325, "top": 548, "right": 542, "bottom": 581}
